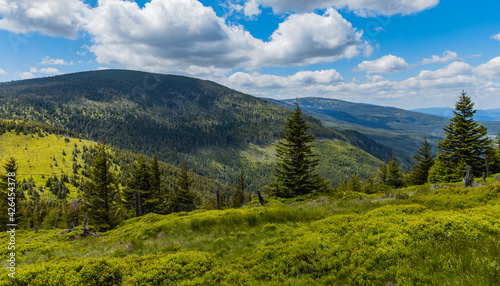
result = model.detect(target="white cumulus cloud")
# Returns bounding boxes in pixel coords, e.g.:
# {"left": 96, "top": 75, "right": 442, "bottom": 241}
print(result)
{"left": 19, "top": 72, "right": 34, "bottom": 79}
{"left": 492, "top": 33, "right": 500, "bottom": 41}
{"left": 243, "top": 0, "right": 439, "bottom": 17}
{"left": 0, "top": 68, "right": 6, "bottom": 75}
{"left": 475, "top": 57, "right": 500, "bottom": 80}
{"left": 354, "top": 55, "right": 410, "bottom": 74}
{"left": 0, "top": 0, "right": 90, "bottom": 38}
{"left": 39, "top": 56, "right": 73, "bottom": 65}
{"left": 29, "top": 67, "right": 62, "bottom": 74}
{"left": 420, "top": 51, "right": 460, "bottom": 65}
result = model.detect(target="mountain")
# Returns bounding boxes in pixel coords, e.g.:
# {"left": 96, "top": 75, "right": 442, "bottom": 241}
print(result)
{"left": 0, "top": 70, "right": 387, "bottom": 188}
{"left": 413, "top": 107, "right": 500, "bottom": 121}
{"left": 268, "top": 97, "right": 500, "bottom": 166}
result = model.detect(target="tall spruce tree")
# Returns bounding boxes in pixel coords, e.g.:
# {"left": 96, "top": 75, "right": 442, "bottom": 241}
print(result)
{"left": 171, "top": 160, "right": 197, "bottom": 213}
{"left": 270, "top": 103, "right": 327, "bottom": 198}
{"left": 375, "top": 162, "right": 388, "bottom": 185}
{"left": 126, "top": 156, "right": 151, "bottom": 216}
{"left": 81, "top": 141, "right": 117, "bottom": 231}
{"left": 408, "top": 138, "right": 435, "bottom": 185}
{"left": 232, "top": 171, "right": 246, "bottom": 208}
{"left": 149, "top": 155, "right": 162, "bottom": 212}
{"left": 429, "top": 91, "right": 491, "bottom": 183}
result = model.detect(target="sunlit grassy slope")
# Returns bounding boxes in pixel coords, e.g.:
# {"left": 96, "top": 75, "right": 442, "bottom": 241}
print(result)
{"left": 2, "top": 181, "right": 500, "bottom": 285}
{"left": 0, "top": 130, "right": 97, "bottom": 198}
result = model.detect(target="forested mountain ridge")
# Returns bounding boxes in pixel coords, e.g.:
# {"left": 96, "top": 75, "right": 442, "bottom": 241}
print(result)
{"left": 0, "top": 70, "right": 390, "bottom": 188}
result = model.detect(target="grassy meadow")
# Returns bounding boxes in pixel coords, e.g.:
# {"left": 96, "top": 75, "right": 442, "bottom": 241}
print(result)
{"left": 0, "top": 130, "right": 97, "bottom": 199}
{"left": 1, "top": 180, "right": 499, "bottom": 285}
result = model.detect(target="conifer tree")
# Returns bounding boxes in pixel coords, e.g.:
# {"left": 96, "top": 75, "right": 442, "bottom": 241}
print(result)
{"left": 429, "top": 91, "right": 491, "bottom": 182}
{"left": 149, "top": 155, "right": 162, "bottom": 212}
{"left": 81, "top": 141, "right": 117, "bottom": 231}
{"left": 270, "top": 103, "right": 327, "bottom": 198}
{"left": 126, "top": 156, "right": 151, "bottom": 216}
{"left": 232, "top": 171, "right": 246, "bottom": 208}
{"left": 375, "top": 162, "right": 387, "bottom": 185}
{"left": 171, "top": 160, "right": 197, "bottom": 212}
{"left": 0, "top": 158, "right": 22, "bottom": 229}
{"left": 362, "top": 177, "right": 376, "bottom": 194}
{"left": 346, "top": 174, "right": 362, "bottom": 193}
{"left": 408, "top": 138, "right": 435, "bottom": 185}
{"left": 386, "top": 159, "right": 404, "bottom": 188}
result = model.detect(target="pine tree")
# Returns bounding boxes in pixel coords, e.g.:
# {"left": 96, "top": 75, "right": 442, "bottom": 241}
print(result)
{"left": 375, "top": 162, "right": 387, "bottom": 185}
{"left": 0, "top": 158, "right": 22, "bottom": 230}
{"left": 429, "top": 91, "right": 491, "bottom": 183}
{"left": 81, "top": 141, "right": 117, "bottom": 231}
{"left": 386, "top": 159, "right": 404, "bottom": 188}
{"left": 270, "top": 103, "right": 327, "bottom": 198}
{"left": 126, "top": 156, "right": 149, "bottom": 216}
{"left": 362, "top": 177, "right": 376, "bottom": 194}
{"left": 346, "top": 174, "right": 362, "bottom": 193}
{"left": 171, "top": 160, "right": 197, "bottom": 213}
{"left": 408, "top": 138, "right": 435, "bottom": 185}
{"left": 232, "top": 171, "right": 246, "bottom": 208}
{"left": 149, "top": 155, "right": 162, "bottom": 212}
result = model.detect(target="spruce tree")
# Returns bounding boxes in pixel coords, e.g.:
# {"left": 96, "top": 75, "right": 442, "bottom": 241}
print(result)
{"left": 408, "top": 138, "right": 435, "bottom": 185}
{"left": 149, "top": 155, "right": 162, "bottom": 213}
{"left": 0, "top": 158, "right": 22, "bottom": 230}
{"left": 126, "top": 156, "right": 151, "bottom": 216}
{"left": 375, "top": 162, "right": 387, "bottom": 185}
{"left": 233, "top": 171, "right": 246, "bottom": 208}
{"left": 81, "top": 141, "right": 117, "bottom": 231}
{"left": 429, "top": 91, "right": 491, "bottom": 182}
{"left": 270, "top": 103, "right": 327, "bottom": 198}
{"left": 386, "top": 159, "right": 404, "bottom": 188}
{"left": 171, "top": 160, "right": 197, "bottom": 212}
{"left": 346, "top": 174, "right": 362, "bottom": 193}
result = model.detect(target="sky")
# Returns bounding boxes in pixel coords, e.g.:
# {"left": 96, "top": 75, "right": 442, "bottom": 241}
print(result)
{"left": 0, "top": 0, "right": 499, "bottom": 110}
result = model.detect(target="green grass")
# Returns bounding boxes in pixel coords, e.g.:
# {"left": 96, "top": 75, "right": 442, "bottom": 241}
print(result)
{"left": 2, "top": 181, "right": 500, "bottom": 285}
{"left": 0, "top": 130, "right": 97, "bottom": 199}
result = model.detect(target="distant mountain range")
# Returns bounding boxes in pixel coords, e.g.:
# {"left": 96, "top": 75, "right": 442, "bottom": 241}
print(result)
{"left": 411, "top": 107, "right": 500, "bottom": 122}
{"left": 2, "top": 69, "right": 498, "bottom": 187}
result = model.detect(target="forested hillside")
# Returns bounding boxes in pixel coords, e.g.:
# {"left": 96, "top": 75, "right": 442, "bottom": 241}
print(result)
{"left": 0, "top": 120, "right": 239, "bottom": 230}
{"left": 0, "top": 70, "right": 388, "bottom": 188}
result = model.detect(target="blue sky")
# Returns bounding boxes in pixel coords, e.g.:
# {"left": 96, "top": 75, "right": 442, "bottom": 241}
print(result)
{"left": 0, "top": 0, "right": 499, "bottom": 109}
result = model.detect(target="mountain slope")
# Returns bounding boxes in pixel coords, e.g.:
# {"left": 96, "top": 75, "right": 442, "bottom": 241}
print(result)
{"left": 0, "top": 70, "right": 386, "bottom": 188}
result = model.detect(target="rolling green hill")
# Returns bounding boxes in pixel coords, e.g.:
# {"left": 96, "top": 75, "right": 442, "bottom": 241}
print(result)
{"left": 268, "top": 97, "right": 500, "bottom": 166}
{"left": 0, "top": 70, "right": 388, "bottom": 188}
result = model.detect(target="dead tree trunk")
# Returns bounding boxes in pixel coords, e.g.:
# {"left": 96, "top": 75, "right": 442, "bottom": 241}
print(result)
{"left": 485, "top": 157, "right": 489, "bottom": 178}
{"left": 216, "top": 190, "right": 221, "bottom": 210}
{"left": 255, "top": 190, "right": 266, "bottom": 206}
{"left": 464, "top": 165, "right": 474, "bottom": 187}
{"left": 135, "top": 190, "right": 142, "bottom": 217}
